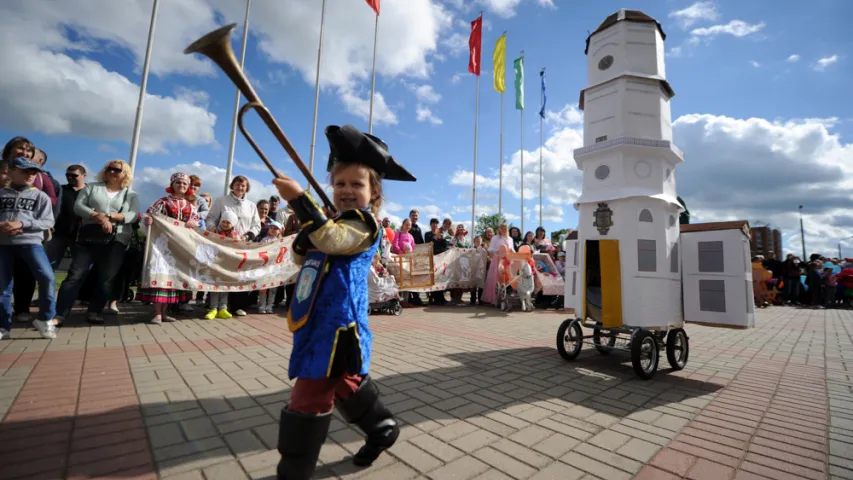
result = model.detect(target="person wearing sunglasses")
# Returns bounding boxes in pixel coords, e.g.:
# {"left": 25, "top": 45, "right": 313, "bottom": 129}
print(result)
{"left": 44, "top": 165, "right": 87, "bottom": 270}
{"left": 54, "top": 160, "right": 140, "bottom": 325}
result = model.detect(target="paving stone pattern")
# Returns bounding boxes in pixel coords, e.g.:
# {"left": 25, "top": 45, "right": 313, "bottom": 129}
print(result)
{"left": 0, "top": 305, "right": 848, "bottom": 479}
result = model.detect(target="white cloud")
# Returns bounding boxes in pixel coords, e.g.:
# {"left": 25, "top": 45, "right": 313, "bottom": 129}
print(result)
{"left": 450, "top": 72, "right": 465, "bottom": 84}
{"left": 406, "top": 83, "right": 442, "bottom": 104}
{"left": 0, "top": 42, "right": 217, "bottom": 153}
{"left": 544, "top": 104, "right": 583, "bottom": 129}
{"left": 668, "top": 46, "right": 684, "bottom": 58}
{"left": 478, "top": 0, "right": 523, "bottom": 18}
{"left": 669, "top": 2, "right": 719, "bottom": 29}
{"left": 814, "top": 55, "right": 839, "bottom": 71}
{"left": 448, "top": 102, "right": 853, "bottom": 256}
{"left": 787, "top": 54, "right": 801, "bottom": 63}
{"left": 750, "top": 60, "right": 761, "bottom": 68}
{"left": 415, "top": 106, "right": 443, "bottom": 125}
{"left": 233, "top": 159, "right": 272, "bottom": 172}
{"left": 440, "top": 32, "right": 469, "bottom": 57}
{"left": 690, "top": 20, "right": 765, "bottom": 38}
{"left": 673, "top": 114, "right": 853, "bottom": 257}
{"left": 337, "top": 87, "right": 398, "bottom": 125}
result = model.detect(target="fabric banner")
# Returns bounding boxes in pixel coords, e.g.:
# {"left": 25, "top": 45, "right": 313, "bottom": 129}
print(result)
{"left": 142, "top": 214, "right": 299, "bottom": 293}
{"left": 539, "top": 68, "right": 546, "bottom": 119}
{"left": 468, "top": 15, "right": 482, "bottom": 76}
{"left": 391, "top": 246, "right": 488, "bottom": 293}
{"left": 364, "top": 0, "right": 379, "bottom": 15}
{"left": 513, "top": 55, "right": 524, "bottom": 110}
{"left": 493, "top": 33, "right": 506, "bottom": 92}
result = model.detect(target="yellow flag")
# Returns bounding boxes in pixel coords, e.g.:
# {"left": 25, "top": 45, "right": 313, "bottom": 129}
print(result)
{"left": 493, "top": 33, "right": 506, "bottom": 93}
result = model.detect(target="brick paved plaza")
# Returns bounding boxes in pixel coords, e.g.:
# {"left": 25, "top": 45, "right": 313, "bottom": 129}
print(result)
{"left": 0, "top": 305, "right": 851, "bottom": 479}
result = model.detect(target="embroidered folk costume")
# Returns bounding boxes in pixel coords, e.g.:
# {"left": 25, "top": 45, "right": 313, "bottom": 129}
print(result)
{"left": 276, "top": 125, "right": 416, "bottom": 480}
{"left": 137, "top": 173, "right": 199, "bottom": 305}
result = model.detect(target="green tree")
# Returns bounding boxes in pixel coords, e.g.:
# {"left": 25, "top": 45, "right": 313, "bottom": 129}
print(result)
{"left": 550, "top": 228, "right": 571, "bottom": 244}
{"left": 474, "top": 213, "right": 516, "bottom": 237}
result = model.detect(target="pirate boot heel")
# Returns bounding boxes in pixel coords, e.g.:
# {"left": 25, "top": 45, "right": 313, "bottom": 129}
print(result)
{"left": 336, "top": 375, "right": 399, "bottom": 466}
{"left": 277, "top": 408, "right": 332, "bottom": 480}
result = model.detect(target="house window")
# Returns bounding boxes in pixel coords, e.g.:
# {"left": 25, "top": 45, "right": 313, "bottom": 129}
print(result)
{"left": 698, "top": 241, "right": 724, "bottom": 272}
{"left": 572, "top": 271, "right": 577, "bottom": 296}
{"left": 670, "top": 243, "right": 679, "bottom": 273}
{"left": 596, "top": 135, "right": 607, "bottom": 143}
{"left": 699, "top": 279, "right": 726, "bottom": 313}
{"left": 573, "top": 242, "right": 579, "bottom": 266}
{"left": 639, "top": 209, "right": 653, "bottom": 223}
{"left": 638, "top": 239, "right": 656, "bottom": 272}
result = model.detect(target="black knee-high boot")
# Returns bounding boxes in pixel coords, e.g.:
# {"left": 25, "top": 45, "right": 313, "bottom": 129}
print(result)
{"left": 335, "top": 375, "right": 399, "bottom": 466}
{"left": 277, "top": 408, "right": 332, "bottom": 480}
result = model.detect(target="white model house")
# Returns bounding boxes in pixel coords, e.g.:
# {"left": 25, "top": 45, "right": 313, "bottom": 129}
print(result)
{"left": 563, "top": 9, "right": 754, "bottom": 331}
{"left": 681, "top": 222, "right": 756, "bottom": 328}
{"left": 564, "top": 9, "right": 684, "bottom": 330}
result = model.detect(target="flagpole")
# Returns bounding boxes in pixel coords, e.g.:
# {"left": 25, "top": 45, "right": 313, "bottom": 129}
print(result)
{"left": 499, "top": 91, "right": 504, "bottom": 218}
{"left": 368, "top": 12, "right": 379, "bottom": 134}
{"left": 472, "top": 74, "right": 480, "bottom": 239}
{"left": 520, "top": 105, "right": 524, "bottom": 234}
{"left": 128, "top": 0, "right": 160, "bottom": 174}
{"left": 539, "top": 68, "right": 544, "bottom": 228}
{"left": 519, "top": 50, "right": 525, "bottom": 234}
{"left": 224, "top": 0, "right": 251, "bottom": 196}
{"left": 308, "top": 0, "right": 328, "bottom": 193}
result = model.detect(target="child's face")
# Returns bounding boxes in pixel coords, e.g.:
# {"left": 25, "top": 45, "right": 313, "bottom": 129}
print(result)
{"left": 332, "top": 164, "right": 374, "bottom": 212}
{"left": 220, "top": 220, "right": 233, "bottom": 231}
{"left": 430, "top": 222, "right": 439, "bottom": 232}
{"left": 268, "top": 226, "right": 281, "bottom": 237}
{"left": 473, "top": 238, "right": 482, "bottom": 247}
{"left": 10, "top": 167, "right": 38, "bottom": 186}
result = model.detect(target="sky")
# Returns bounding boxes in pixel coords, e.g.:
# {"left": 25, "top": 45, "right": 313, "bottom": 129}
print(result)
{"left": 1, "top": 0, "right": 852, "bottom": 257}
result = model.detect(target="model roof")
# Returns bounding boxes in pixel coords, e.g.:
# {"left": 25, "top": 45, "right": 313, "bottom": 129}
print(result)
{"left": 585, "top": 9, "right": 667, "bottom": 55}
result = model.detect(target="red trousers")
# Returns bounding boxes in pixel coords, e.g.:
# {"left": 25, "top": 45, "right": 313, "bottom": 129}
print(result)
{"left": 288, "top": 374, "right": 363, "bottom": 414}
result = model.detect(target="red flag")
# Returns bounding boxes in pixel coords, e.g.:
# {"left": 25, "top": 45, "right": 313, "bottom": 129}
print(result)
{"left": 365, "top": 0, "right": 379, "bottom": 15}
{"left": 468, "top": 14, "right": 482, "bottom": 76}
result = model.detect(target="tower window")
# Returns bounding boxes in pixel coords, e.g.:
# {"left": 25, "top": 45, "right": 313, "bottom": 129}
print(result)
{"left": 595, "top": 135, "right": 608, "bottom": 143}
{"left": 670, "top": 243, "right": 679, "bottom": 273}
{"left": 669, "top": 215, "right": 676, "bottom": 227}
{"left": 639, "top": 209, "right": 653, "bottom": 223}
{"left": 638, "top": 239, "right": 656, "bottom": 272}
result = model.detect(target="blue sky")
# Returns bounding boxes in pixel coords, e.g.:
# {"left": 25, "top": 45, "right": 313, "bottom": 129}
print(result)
{"left": 2, "top": 0, "right": 852, "bottom": 256}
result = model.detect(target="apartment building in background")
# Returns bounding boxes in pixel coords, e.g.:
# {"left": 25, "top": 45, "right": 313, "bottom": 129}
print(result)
{"left": 750, "top": 226, "right": 783, "bottom": 257}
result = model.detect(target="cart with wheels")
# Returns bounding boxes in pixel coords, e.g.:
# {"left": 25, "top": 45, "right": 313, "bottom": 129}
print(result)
{"left": 557, "top": 238, "right": 691, "bottom": 380}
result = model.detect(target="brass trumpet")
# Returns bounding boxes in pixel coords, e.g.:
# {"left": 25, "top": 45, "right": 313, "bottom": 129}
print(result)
{"left": 184, "top": 23, "right": 335, "bottom": 212}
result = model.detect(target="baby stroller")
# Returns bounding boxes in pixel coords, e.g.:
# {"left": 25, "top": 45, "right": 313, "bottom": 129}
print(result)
{"left": 368, "top": 265, "right": 402, "bottom": 316}
{"left": 495, "top": 245, "right": 537, "bottom": 312}
{"left": 117, "top": 222, "right": 145, "bottom": 304}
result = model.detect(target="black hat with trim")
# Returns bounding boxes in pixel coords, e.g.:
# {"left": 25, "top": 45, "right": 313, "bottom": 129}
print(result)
{"left": 325, "top": 125, "right": 416, "bottom": 182}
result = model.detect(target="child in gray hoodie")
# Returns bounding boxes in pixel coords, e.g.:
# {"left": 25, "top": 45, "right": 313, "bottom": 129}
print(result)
{"left": 0, "top": 157, "right": 57, "bottom": 339}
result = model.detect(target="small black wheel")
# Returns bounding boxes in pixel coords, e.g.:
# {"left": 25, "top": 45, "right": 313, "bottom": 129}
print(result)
{"left": 556, "top": 319, "right": 583, "bottom": 361}
{"left": 392, "top": 303, "right": 403, "bottom": 316}
{"left": 122, "top": 288, "right": 135, "bottom": 304}
{"left": 630, "top": 329, "right": 659, "bottom": 380}
{"left": 666, "top": 328, "right": 689, "bottom": 370}
{"left": 593, "top": 327, "right": 617, "bottom": 355}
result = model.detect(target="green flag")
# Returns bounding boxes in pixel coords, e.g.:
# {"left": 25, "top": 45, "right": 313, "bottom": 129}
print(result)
{"left": 513, "top": 55, "right": 524, "bottom": 110}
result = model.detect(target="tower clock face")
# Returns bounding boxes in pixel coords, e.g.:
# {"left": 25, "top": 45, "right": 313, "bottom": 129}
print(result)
{"left": 598, "top": 55, "right": 614, "bottom": 71}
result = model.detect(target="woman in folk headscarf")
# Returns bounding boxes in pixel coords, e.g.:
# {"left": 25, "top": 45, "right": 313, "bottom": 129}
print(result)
{"left": 481, "top": 223, "right": 515, "bottom": 306}
{"left": 138, "top": 173, "right": 200, "bottom": 324}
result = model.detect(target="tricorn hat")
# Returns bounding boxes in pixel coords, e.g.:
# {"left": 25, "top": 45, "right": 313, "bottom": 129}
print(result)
{"left": 325, "top": 125, "right": 416, "bottom": 182}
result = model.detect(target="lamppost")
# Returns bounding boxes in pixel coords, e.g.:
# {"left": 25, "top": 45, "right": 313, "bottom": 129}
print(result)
{"left": 798, "top": 205, "right": 806, "bottom": 260}
{"left": 840, "top": 236, "right": 853, "bottom": 259}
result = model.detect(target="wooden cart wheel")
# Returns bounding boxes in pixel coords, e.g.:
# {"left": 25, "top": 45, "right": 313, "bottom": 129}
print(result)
{"left": 631, "top": 329, "right": 659, "bottom": 380}
{"left": 557, "top": 319, "right": 583, "bottom": 361}
{"left": 593, "top": 327, "right": 616, "bottom": 355}
{"left": 666, "top": 328, "right": 689, "bottom": 370}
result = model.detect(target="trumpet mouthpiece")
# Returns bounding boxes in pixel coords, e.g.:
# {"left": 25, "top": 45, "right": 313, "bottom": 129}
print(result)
{"left": 184, "top": 23, "right": 238, "bottom": 55}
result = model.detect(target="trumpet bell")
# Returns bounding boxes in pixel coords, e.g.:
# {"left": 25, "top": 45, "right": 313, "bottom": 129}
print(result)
{"left": 184, "top": 23, "right": 238, "bottom": 55}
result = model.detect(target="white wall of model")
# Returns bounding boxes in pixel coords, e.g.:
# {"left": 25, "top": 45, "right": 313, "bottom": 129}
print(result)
{"left": 564, "top": 9, "right": 754, "bottom": 330}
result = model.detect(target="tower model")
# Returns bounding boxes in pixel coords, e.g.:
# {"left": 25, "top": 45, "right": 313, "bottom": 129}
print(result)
{"left": 564, "top": 9, "right": 684, "bottom": 329}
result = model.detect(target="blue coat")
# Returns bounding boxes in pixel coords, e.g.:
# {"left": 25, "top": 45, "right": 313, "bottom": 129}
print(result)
{"left": 287, "top": 210, "right": 380, "bottom": 379}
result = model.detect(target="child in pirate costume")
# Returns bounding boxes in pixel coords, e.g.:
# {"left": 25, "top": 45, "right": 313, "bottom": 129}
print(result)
{"left": 272, "top": 124, "right": 415, "bottom": 480}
